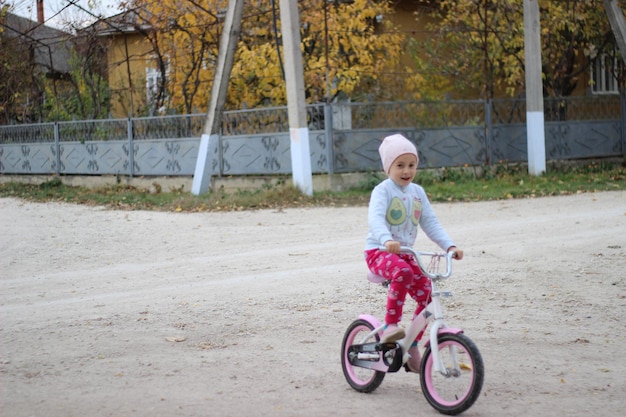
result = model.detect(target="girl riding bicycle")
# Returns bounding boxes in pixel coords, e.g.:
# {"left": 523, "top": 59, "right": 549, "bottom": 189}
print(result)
{"left": 364, "top": 133, "right": 464, "bottom": 372}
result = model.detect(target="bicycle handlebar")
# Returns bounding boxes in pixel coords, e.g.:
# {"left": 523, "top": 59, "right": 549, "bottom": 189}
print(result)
{"left": 377, "top": 246, "right": 454, "bottom": 280}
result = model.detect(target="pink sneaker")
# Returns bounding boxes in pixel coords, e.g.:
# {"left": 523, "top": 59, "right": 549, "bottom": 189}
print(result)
{"left": 380, "top": 324, "right": 405, "bottom": 343}
{"left": 406, "top": 346, "right": 421, "bottom": 373}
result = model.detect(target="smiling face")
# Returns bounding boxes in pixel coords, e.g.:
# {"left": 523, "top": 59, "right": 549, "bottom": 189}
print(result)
{"left": 388, "top": 153, "right": 418, "bottom": 186}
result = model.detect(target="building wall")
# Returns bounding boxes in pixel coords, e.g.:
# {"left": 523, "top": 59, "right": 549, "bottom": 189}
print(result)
{"left": 106, "top": 32, "right": 154, "bottom": 118}
{"left": 390, "top": 0, "right": 440, "bottom": 70}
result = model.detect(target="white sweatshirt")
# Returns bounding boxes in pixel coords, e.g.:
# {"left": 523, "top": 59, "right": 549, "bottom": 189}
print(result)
{"left": 365, "top": 178, "right": 455, "bottom": 251}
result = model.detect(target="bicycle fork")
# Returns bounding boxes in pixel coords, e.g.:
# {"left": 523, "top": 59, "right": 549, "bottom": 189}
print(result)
{"left": 422, "top": 289, "right": 465, "bottom": 376}
{"left": 425, "top": 320, "right": 464, "bottom": 376}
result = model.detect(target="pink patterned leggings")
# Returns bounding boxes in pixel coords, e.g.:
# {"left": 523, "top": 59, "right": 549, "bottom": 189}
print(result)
{"left": 365, "top": 249, "right": 432, "bottom": 341}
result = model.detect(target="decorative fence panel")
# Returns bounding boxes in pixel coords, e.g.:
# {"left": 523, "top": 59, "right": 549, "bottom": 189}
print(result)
{"left": 1, "top": 143, "right": 57, "bottom": 174}
{"left": 544, "top": 120, "right": 623, "bottom": 160}
{"left": 329, "top": 126, "right": 488, "bottom": 173}
{"left": 218, "top": 131, "right": 328, "bottom": 175}
{"left": 132, "top": 139, "right": 198, "bottom": 176}
{"left": 60, "top": 141, "right": 126, "bottom": 174}
{"left": 490, "top": 125, "right": 528, "bottom": 162}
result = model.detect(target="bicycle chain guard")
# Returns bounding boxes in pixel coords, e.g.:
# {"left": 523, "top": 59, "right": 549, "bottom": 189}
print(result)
{"left": 348, "top": 342, "right": 404, "bottom": 373}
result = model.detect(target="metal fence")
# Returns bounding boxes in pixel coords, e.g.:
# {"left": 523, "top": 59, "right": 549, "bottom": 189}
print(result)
{"left": 1, "top": 97, "right": 624, "bottom": 177}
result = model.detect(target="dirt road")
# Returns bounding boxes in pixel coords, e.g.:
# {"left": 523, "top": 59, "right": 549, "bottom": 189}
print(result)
{"left": 1, "top": 191, "right": 625, "bottom": 416}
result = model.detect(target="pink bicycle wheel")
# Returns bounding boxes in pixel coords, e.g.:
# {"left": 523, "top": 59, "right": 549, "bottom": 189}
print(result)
{"left": 420, "top": 333, "right": 484, "bottom": 415}
{"left": 341, "top": 319, "right": 385, "bottom": 393}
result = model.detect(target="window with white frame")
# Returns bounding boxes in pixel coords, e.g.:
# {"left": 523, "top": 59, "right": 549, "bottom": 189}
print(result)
{"left": 145, "top": 57, "right": 170, "bottom": 115}
{"left": 146, "top": 66, "right": 162, "bottom": 105}
{"left": 591, "top": 54, "right": 619, "bottom": 94}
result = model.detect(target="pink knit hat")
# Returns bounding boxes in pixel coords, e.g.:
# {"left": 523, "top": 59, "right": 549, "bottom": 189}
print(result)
{"left": 378, "top": 134, "right": 418, "bottom": 174}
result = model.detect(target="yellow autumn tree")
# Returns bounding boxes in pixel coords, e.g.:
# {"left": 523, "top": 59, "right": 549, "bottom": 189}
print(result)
{"left": 412, "top": 0, "right": 623, "bottom": 100}
{"left": 118, "top": 0, "right": 225, "bottom": 114}
{"left": 300, "top": 0, "right": 409, "bottom": 102}
{"left": 124, "top": 0, "right": 409, "bottom": 113}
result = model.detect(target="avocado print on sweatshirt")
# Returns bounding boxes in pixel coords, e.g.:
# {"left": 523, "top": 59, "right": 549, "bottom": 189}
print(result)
{"left": 386, "top": 197, "right": 422, "bottom": 226}
{"left": 411, "top": 198, "right": 422, "bottom": 225}
{"left": 386, "top": 197, "right": 406, "bottom": 225}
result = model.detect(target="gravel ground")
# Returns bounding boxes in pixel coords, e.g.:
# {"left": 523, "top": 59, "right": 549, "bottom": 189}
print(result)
{"left": 1, "top": 191, "right": 625, "bottom": 417}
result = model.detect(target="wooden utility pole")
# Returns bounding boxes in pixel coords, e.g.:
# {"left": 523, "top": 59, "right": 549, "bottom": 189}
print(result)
{"left": 603, "top": 0, "right": 626, "bottom": 65}
{"left": 523, "top": 0, "right": 546, "bottom": 176}
{"left": 279, "top": 0, "right": 313, "bottom": 195}
{"left": 192, "top": 0, "right": 244, "bottom": 195}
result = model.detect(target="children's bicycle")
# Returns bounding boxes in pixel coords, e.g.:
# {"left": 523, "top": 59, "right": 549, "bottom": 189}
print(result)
{"left": 341, "top": 247, "right": 484, "bottom": 415}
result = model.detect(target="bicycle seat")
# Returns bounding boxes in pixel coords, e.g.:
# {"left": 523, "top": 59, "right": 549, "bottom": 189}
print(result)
{"left": 367, "top": 272, "right": 390, "bottom": 286}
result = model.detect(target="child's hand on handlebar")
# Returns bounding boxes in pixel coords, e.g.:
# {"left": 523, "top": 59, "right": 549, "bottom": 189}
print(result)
{"left": 384, "top": 240, "right": 402, "bottom": 254}
{"left": 447, "top": 246, "right": 464, "bottom": 260}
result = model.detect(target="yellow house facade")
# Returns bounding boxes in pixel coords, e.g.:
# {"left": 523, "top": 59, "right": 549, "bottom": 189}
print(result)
{"left": 93, "top": 10, "right": 156, "bottom": 118}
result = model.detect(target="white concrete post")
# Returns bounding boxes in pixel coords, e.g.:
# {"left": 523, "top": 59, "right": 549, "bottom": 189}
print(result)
{"left": 279, "top": 0, "right": 313, "bottom": 196}
{"left": 192, "top": 0, "right": 244, "bottom": 195}
{"left": 523, "top": 0, "right": 546, "bottom": 175}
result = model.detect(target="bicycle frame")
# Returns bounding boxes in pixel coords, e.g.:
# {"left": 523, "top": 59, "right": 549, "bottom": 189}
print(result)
{"left": 359, "top": 249, "right": 464, "bottom": 376}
